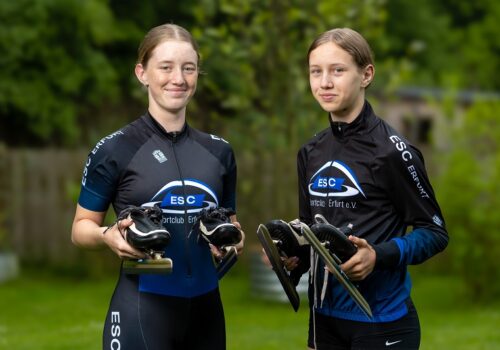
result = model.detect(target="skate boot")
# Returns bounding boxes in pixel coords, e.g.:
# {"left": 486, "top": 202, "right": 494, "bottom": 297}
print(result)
{"left": 311, "top": 214, "right": 357, "bottom": 263}
{"left": 118, "top": 205, "right": 173, "bottom": 274}
{"left": 264, "top": 219, "right": 308, "bottom": 258}
{"left": 256, "top": 219, "right": 309, "bottom": 312}
{"left": 196, "top": 207, "right": 242, "bottom": 278}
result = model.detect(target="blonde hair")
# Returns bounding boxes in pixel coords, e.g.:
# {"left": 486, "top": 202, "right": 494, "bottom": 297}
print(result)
{"left": 307, "top": 28, "right": 374, "bottom": 70}
{"left": 137, "top": 24, "right": 200, "bottom": 67}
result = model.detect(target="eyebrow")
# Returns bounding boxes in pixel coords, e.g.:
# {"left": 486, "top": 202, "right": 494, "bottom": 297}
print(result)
{"left": 309, "top": 63, "right": 348, "bottom": 69}
{"left": 157, "top": 60, "right": 197, "bottom": 65}
{"left": 310, "top": 62, "right": 348, "bottom": 66}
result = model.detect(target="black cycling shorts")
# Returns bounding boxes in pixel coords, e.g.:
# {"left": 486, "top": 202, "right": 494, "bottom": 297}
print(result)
{"left": 308, "top": 299, "right": 420, "bottom": 350}
{"left": 102, "top": 274, "right": 225, "bottom": 350}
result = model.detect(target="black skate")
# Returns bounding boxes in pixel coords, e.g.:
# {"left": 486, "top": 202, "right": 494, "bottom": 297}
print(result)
{"left": 256, "top": 219, "right": 309, "bottom": 312}
{"left": 311, "top": 214, "right": 357, "bottom": 264}
{"left": 264, "top": 219, "right": 308, "bottom": 258}
{"left": 117, "top": 205, "right": 173, "bottom": 274}
{"left": 299, "top": 215, "right": 372, "bottom": 318}
{"left": 196, "top": 207, "right": 242, "bottom": 279}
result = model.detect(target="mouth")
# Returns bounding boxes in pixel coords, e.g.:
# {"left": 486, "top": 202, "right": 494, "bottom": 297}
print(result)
{"left": 166, "top": 89, "right": 188, "bottom": 97}
{"left": 319, "top": 93, "right": 337, "bottom": 102}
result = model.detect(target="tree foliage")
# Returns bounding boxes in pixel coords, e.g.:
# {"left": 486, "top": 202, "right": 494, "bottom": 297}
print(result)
{"left": 1, "top": 0, "right": 498, "bottom": 146}
{"left": 0, "top": 0, "right": 123, "bottom": 146}
{"left": 189, "top": 0, "right": 388, "bottom": 152}
{"left": 436, "top": 101, "right": 500, "bottom": 301}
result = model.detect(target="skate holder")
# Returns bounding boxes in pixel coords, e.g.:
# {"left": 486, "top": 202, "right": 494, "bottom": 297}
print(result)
{"left": 123, "top": 257, "right": 173, "bottom": 275}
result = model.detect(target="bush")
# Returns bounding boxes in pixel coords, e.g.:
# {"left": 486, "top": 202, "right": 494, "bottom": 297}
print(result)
{"left": 436, "top": 100, "right": 500, "bottom": 301}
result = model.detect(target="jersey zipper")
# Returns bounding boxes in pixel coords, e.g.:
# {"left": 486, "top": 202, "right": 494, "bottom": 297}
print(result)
{"left": 170, "top": 132, "right": 192, "bottom": 277}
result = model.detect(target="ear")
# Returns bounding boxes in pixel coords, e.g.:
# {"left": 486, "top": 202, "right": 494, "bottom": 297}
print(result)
{"left": 134, "top": 64, "right": 148, "bottom": 87}
{"left": 360, "top": 64, "right": 375, "bottom": 88}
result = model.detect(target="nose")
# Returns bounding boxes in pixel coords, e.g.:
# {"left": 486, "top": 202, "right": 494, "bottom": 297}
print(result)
{"left": 171, "top": 67, "right": 185, "bottom": 85}
{"left": 320, "top": 73, "right": 333, "bottom": 89}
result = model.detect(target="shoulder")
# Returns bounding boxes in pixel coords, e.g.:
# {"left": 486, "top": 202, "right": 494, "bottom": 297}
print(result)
{"left": 371, "top": 118, "right": 424, "bottom": 166}
{"left": 189, "top": 127, "right": 234, "bottom": 154}
{"left": 298, "top": 126, "right": 330, "bottom": 157}
{"left": 86, "top": 117, "right": 150, "bottom": 162}
{"left": 299, "top": 126, "right": 330, "bottom": 151}
{"left": 188, "top": 126, "right": 236, "bottom": 171}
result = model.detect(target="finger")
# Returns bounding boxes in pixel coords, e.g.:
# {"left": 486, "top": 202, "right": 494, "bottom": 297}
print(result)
{"left": 209, "top": 244, "right": 223, "bottom": 258}
{"left": 235, "top": 239, "right": 244, "bottom": 255}
{"left": 340, "top": 257, "right": 357, "bottom": 273}
{"left": 349, "top": 235, "right": 368, "bottom": 247}
{"left": 118, "top": 218, "right": 133, "bottom": 230}
{"left": 121, "top": 245, "right": 147, "bottom": 259}
{"left": 232, "top": 221, "right": 242, "bottom": 230}
{"left": 133, "top": 248, "right": 147, "bottom": 258}
{"left": 284, "top": 256, "right": 299, "bottom": 270}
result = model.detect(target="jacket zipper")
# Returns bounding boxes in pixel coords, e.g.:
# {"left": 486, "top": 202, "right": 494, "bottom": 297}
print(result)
{"left": 170, "top": 132, "right": 192, "bottom": 277}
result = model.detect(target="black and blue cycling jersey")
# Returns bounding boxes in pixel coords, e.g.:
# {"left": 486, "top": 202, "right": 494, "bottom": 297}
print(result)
{"left": 297, "top": 101, "right": 448, "bottom": 322}
{"left": 78, "top": 112, "right": 237, "bottom": 298}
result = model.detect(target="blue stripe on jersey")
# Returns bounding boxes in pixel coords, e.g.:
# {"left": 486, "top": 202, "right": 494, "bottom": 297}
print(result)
{"left": 78, "top": 186, "right": 110, "bottom": 212}
{"left": 315, "top": 272, "right": 412, "bottom": 323}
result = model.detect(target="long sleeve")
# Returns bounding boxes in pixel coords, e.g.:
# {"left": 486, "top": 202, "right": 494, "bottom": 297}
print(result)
{"left": 374, "top": 138, "right": 449, "bottom": 269}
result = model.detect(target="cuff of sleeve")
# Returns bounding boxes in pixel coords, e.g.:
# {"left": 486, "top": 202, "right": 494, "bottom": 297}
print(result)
{"left": 373, "top": 240, "right": 401, "bottom": 270}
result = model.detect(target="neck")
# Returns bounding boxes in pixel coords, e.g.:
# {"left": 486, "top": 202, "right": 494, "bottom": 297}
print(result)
{"left": 148, "top": 106, "right": 186, "bottom": 132}
{"left": 330, "top": 96, "right": 365, "bottom": 124}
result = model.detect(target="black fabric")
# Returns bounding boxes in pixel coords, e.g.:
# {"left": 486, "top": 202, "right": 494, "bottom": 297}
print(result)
{"left": 102, "top": 273, "right": 226, "bottom": 350}
{"left": 78, "top": 112, "right": 238, "bottom": 297}
{"left": 296, "top": 100, "right": 448, "bottom": 322}
{"left": 308, "top": 299, "right": 420, "bottom": 349}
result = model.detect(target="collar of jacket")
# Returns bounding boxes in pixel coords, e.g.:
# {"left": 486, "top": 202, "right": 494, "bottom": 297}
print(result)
{"left": 329, "top": 100, "right": 375, "bottom": 140}
{"left": 144, "top": 111, "right": 189, "bottom": 142}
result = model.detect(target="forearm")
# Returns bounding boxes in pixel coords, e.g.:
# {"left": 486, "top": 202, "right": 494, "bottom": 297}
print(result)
{"left": 71, "top": 218, "right": 107, "bottom": 249}
{"left": 71, "top": 204, "right": 108, "bottom": 249}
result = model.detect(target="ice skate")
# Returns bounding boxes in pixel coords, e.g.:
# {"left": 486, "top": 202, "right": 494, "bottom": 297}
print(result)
{"left": 118, "top": 205, "right": 173, "bottom": 274}
{"left": 299, "top": 217, "right": 373, "bottom": 318}
{"left": 256, "top": 219, "right": 309, "bottom": 311}
{"left": 196, "top": 207, "right": 242, "bottom": 279}
{"left": 311, "top": 214, "right": 357, "bottom": 264}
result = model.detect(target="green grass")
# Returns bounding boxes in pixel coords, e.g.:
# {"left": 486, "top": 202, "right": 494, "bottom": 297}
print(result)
{"left": 0, "top": 267, "right": 499, "bottom": 349}
{"left": 410, "top": 274, "right": 500, "bottom": 350}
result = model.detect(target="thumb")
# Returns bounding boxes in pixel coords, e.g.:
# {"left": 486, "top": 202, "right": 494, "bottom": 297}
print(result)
{"left": 348, "top": 235, "right": 367, "bottom": 247}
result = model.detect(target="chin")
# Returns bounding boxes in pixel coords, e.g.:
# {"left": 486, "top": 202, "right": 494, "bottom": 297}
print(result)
{"left": 164, "top": 99, "right": 190, "bottom": 110}
{"left": 318, "top": 103, "right": 340, "bottom": 114}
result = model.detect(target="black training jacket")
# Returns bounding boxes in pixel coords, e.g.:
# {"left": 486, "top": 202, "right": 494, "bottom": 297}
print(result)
{"left": 297, "top": 101, "right": 448, "bottom": 322}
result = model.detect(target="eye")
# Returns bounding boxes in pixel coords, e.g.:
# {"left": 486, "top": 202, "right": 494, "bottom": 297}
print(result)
{"left": 333, "top": 67, "right": 345, "bottom": 75}
{"left": 183, "top": 65, "right": 197, "bottom": 74}
{"left": 160, "top": 65, "right": 173, "bottom": 72}
{"left": 309, "top": 68, "right": 321, "bottom": 76}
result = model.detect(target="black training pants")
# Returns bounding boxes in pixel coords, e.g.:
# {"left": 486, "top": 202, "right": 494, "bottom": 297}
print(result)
{"left": 309, "top": 299, "right": 421, "bottom": 349}
{"left": 102, "top": 274, "right": 225, "bottom": 350}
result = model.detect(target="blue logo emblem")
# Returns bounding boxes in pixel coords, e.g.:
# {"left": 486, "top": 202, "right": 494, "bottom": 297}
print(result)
{"left": 143, "top": 179, "right": 218, "bottom": 214}
{"left": 309, "top": 161, "right": 365, "bottom": 198}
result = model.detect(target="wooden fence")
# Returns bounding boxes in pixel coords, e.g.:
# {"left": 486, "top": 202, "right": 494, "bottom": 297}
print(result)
{"left": 0, "top": 147, "right": 299, "bottom": 274}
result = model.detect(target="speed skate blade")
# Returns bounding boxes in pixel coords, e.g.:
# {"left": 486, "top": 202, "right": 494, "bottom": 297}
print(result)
{"left": 217, "top": 246, "right": 238, "bottom": 279}
{"left": 256, "top": 224, "right": 300, "bottom": 312}
{"left": 123, "top": 257, "right": 173, "bottom": 275}
{"left": 300, "top": 223, "right": 373, "bottom": 319}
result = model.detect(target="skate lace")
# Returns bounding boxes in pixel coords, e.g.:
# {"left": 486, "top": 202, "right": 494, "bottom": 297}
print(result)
{"left": 206, "top": 207, "right": 235, "bottom": 222}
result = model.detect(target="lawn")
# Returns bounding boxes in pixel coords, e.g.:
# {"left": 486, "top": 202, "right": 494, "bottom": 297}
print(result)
{"left": 0, "top": 266, "right": 498, "bottom": 350}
